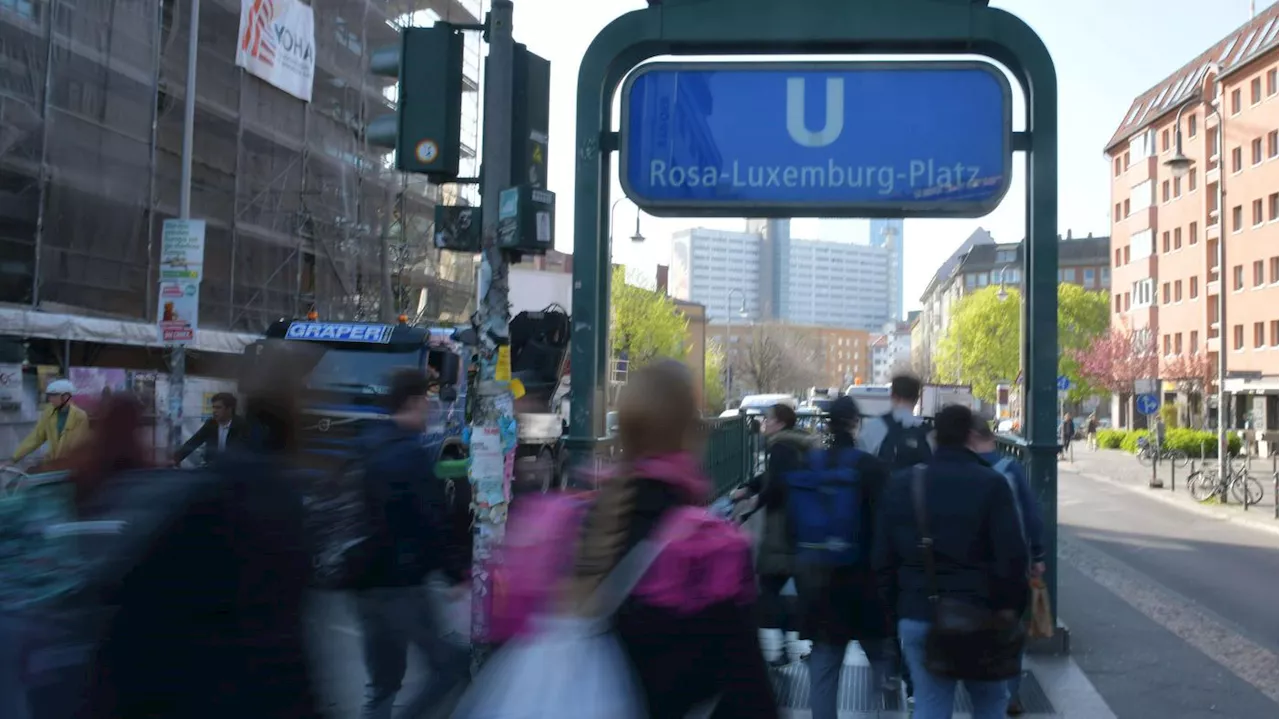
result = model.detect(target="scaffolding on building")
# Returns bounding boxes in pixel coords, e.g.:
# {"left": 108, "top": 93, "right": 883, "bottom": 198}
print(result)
{"left": 0, "top": 0, "right": 483, "bottom": 339}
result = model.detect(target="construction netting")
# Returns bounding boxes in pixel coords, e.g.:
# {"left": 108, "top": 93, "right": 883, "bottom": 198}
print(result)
{"left": 0, "top": 0, "right": 481, "bottom": 333}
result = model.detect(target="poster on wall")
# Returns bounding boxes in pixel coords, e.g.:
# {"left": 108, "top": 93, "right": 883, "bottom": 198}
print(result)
{"left": 0, "top": 364, "right": 22, "bottom": 413}
{"left": 235, "top": 0, "right": 316, "bottom": 102}
{"left": 69, "top": 368, "right": 130, "bottom": 416}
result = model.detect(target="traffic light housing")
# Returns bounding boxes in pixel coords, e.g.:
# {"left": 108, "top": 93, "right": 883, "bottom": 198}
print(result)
{"left": 368, "top": 25, "right": 465, "bottom": 179}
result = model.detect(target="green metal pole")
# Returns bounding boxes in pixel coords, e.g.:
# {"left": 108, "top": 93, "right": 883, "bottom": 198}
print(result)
{"left": 1024, "top": 72, "right": 1061, "bottom": 629}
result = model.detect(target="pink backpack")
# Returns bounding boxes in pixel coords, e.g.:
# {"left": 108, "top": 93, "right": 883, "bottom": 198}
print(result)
{"left": 486, "top": 494, "right": 756, "bottom": 642}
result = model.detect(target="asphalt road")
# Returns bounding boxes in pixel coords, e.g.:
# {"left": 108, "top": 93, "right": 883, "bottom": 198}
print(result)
{"left": 1058, "top": 467, "right": 1279, "bottom": 718}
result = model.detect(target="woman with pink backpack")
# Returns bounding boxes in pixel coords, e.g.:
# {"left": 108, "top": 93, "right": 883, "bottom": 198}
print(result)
{"left": 465, "top": 360, "right": 778, "bottom": 718}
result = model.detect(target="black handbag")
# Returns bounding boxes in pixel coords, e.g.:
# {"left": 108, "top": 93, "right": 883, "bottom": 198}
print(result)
{"left": 910, "top": 466, "right": 1025, "bottom": 682}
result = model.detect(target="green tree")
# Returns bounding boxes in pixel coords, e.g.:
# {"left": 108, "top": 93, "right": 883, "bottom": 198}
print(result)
{"left": 610, "top": 266, "right": 688, "bottom": 370}
{"left": 703, "top": 341, "right": 726, "bottom": 414}
{"left": 935, "top": 284, "right": 1109, "bottom": 403}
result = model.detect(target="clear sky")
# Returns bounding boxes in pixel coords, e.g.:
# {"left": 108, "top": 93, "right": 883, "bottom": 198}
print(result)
{"left": 507, "top": 0, "right": 1275, "bottom": 312}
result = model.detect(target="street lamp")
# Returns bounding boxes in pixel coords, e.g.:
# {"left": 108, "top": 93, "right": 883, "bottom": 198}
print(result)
{"left": 723, "top": 288, "right": 749, "bottom": 407}
{"left": 609, "top": 197, "right": 646, "bottom": 245}
{"left": 995, "top": 264, "right": 1014, "bottom": 302}
{"left": 1162, "top": 67, "right": 1229, "bottom": 493}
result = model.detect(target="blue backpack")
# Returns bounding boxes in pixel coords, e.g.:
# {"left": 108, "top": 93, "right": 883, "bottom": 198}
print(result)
{"left": 877, "top": 413, "right": 933, "bottom": 471}
{"left": 785, "top": 447, "right": 866, "bottom": 566}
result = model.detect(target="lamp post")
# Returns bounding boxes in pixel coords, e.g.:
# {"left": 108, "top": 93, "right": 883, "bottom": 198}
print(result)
{"left": 609, "top": 197, "right": 646, "bottom": 246}
{"left": 724, "top": 288, "right": 748, "bottom": 406}
{"left": 1164, "top": 71, "right": 1229, "bottom": 495}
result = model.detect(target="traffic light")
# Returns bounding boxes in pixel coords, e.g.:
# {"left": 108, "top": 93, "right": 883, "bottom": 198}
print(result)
{"left": 368, "top": 25, "right": 465, "bottom": 179}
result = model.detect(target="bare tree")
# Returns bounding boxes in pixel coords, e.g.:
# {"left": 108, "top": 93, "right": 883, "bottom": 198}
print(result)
{"left": 730, "top": 323, "right": 823, "bottom": 395}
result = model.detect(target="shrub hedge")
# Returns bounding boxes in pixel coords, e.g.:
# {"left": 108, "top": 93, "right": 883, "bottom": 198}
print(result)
{"left": 1096, "top": 428, "right": 1241, "bottom": 457}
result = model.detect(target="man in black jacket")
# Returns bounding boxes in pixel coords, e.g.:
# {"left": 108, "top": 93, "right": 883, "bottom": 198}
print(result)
{"left": 173, "top": 392, "right": 246, "bottom": 465}
{"left": 353, "top": 370, "right": 469, "bottom": 719}
{"left": 872, "top": 405, "right": 1028, "bottom": 718}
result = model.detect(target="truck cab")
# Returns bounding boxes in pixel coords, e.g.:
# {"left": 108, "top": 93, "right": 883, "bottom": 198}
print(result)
{"left": 242, "top": 319, "right": 469, "bottom": 462}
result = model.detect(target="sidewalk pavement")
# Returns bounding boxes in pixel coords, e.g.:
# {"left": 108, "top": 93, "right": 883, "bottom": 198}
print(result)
{"left": 1058, "top": 448, "right": 1279, "bottom": 533}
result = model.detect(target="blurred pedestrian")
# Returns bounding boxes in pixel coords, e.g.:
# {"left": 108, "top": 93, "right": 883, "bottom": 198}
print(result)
{"left": 1058, "top": 413, "right": 1073, "bottom": 461}
{"left": 6, "top": 379, "right": 89, "bottom": 468}
{"left": 352, "top": 368, "right": 470, "bottom": 719}
{"left": 873, "top": 404, "right": 1028, "bottom": 719}
{"left": 785, "top": 395, "right": 893, "bottom": 719}
{"left": 88, "top": 346, "right": 322, "bottom": 718}
{"left": 477, "top": 359, "right": 777, "bottom": 718}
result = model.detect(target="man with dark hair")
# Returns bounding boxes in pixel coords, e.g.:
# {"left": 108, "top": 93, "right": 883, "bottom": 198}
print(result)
{"left": 174, "top": 391, "right": 246, "bottom": 465}
{"left": 354, "top": 368, "right": 469, "bottom": 719}
{"left": 732, "top": 402, "right": 817, "bottom": 666}
{"left": 872, "top": 403, "right": 1028, "bottom": 718}
{"left": 857, "top": 374, "right": 932, "bottom": 469}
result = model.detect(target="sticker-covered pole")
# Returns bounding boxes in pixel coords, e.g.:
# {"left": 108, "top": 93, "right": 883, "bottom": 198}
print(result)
{"left": 467, "top": 0, "right": 515, "bottom": 672}
{"left": 169, "top": 0, "right": 200, "bottom": 460}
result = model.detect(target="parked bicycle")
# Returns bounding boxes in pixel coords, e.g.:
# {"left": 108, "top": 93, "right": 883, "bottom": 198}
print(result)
{"left": 1136, "top": 436, "right": 1188, "bottom": 468}
{"left": 1186, "top": 454, "right": 1264, "bottom": 505}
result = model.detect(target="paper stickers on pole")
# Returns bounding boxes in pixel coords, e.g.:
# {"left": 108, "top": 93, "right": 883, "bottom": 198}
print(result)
{"left": 234, "top": 0, "right": 316, "bottom": 103}
{"left": 157, "top": 281, "right": 200, "bottom": 345}
{"left": 160, "top": 219, "right": 206, "bottom": 281}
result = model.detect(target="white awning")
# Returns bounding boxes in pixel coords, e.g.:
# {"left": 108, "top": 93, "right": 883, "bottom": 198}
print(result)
{"left": 1224, "top": 376, "right": 1280, "bottom": 394}
{"left": 0, "top": 306, "right": 258, "bottom": 355}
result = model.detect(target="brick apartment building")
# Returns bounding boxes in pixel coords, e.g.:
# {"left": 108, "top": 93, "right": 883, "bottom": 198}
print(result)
{"left": 1105, "top": 8, "right": 1278, "bottom": 439}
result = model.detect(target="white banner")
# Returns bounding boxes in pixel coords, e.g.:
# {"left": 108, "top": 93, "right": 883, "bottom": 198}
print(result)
{"left": 235, "top": 0, "right": 315, "bottom": 103}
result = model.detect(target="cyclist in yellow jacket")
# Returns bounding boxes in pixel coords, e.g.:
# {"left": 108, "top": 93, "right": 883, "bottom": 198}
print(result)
{"left": 8, "top": 379, "right": 89, "bottom": 466}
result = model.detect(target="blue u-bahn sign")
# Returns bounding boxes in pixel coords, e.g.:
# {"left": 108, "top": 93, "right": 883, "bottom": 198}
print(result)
{"left": 620, "top": 61, "right": 1013, "bottom": 218}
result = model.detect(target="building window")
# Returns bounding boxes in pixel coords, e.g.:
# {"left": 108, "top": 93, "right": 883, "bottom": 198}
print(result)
{"left": 1253, "top": 138, "right": 1264, "bottom": 165}
{"left": 1252, "top": 77, "right": 1263, "bottom": 105}
{"left": 1254, "top": 322, "right": 1265, "bottom": 349}
{"left": 1114, "top": 157, "right": 1122, "bottom": 176}
{"left": 1234, "top": 324, "right": 1244, "bottom": 350}
{"left": 1102, "top": 266, "right": 1110, "bottom": 286}
{"left": 1190, "top": 330, "right": 1199, "bottom": 352}
{"left": 1084, "top": 268, "right": 1096, "bottom": 288}
{"left": 1233, "top": 264, "right": 1244, "bottom": 291}
{"left": 1232, "top": 205, "right": 1244, "bottom": 233}
{"left": 1113, "top": 203, "right": 1122, "bottom": 222}
{"left": 1268, "top": 130, "right": 1278, "bottom": 159}
{"left": 1173, "top": 176, "right": 1182, "bottom": 197}
{"left": 1254, "top": 199, "right": 1265, "bottom": 227}
{"left": 1124, "top": 246, "right": 1131, "bottom": 264}
{"left": 1174, "top": 333, "right": 1183, "bottom": 355}
{"left": 1162, "top": 180, "right": 1171, "bottom": 202}
{"left": 1162, "top": 282, "right": 1170, "bottom": 304}
{"left": 1124, "top": 292, "right": 1131, "bottom": 310}
{"left": 1174, "top": 280, "right": 1182, "bottom": 302}
{"left": 1271, "top": 257, "right": 1279, "bottom": 283}
{"left": 1271, "top": 193, "right": 1279, "bottom": 222}
{"left": 1231, "top": 146, "right": 1243, "bottom": 173}
{"left": 1123, "top": 151, "right": 1130, "bottom": 167}
{"left": 1114, "top": 294, "right": 1122, "bottom": 312}
{"left": 1254, "top": 260, "right": 1265, "bottom": 287}
{"left": 1190, "top": 276, "right": 1199, "bottom": 298}
{"left": 1123, "top": 198, "right": 1131, "bottom": 216}
{"left": 1114, "top": 248, "right": 1122, "bottom": 267}
{"left": 1189, "top": 168, "right": 1198, "bottom": 191}
{"left": 1162, "top": 231, "right": 1171, "bottom": 253}
{"left": 1210, "top": 131, "right": 1220, "bottom": 158}
{"left": 1269, "top": 69, "right": 1278, "bottom": 97}
{"left": 1231, "top": 88, "right": 1242, "bottom": 115}
{"left": 1190, "top": 221, "right": 1199, "bottom": 244}
{"left": 1174, "top": 227, "right": 1182, "bottom": 249}
{"left": 1272, "top": 321, "right": 1280, "bottom": 347}
{"left": 1188, "top": 113, "right": 1198, "bottom": 137}
{"left": 1163, "top": 335, "right": 1172, "bottom": 355}
{"left": 1161, "top": 128, "right": 1170, "bottom": 152}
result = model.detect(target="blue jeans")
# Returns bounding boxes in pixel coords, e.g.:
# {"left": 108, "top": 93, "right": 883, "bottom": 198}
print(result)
{"left": 354, "top": 585, "right": 469, "bottom": 719}
{"left": 808, "top": 640, "right": 893, "bottom": 719}
{"left": 898, "top": 619, "right": 1009, "bottom": 719}
{"left": 1006, "top": 650, "right": 1025, "bottom": 702}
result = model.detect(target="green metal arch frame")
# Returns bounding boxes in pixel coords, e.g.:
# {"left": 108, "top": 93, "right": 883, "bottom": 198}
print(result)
{"left": 567, "top": 0, "right": 1062, "bottom": 626}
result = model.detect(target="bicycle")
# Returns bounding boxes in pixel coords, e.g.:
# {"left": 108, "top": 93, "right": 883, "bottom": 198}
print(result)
{"left": 1, "top": 465, "right": 27, "bottom": 496}
{"left": 1187, "top": 456, "right": 1264, "bottom": 505}
{"left": 1136, "top": 437, "right": 1188, "bottom": 468}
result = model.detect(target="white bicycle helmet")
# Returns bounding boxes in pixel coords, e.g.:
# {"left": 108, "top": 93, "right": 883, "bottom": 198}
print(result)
{"left": 45, "top": 379, "right": 75, "bottom": 395}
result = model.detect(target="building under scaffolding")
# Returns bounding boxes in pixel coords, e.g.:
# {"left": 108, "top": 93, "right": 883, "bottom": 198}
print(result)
{"left": 0, "top": 0, "right": 483, "bottom": 341}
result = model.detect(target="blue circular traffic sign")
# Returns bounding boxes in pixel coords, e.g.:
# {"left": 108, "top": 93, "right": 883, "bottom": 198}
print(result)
{"left": 1135, "top": 393, "right": 1160, "bottom": 416}
{"left": 1056, "top": 375, "right": 1070, "bottom": 391}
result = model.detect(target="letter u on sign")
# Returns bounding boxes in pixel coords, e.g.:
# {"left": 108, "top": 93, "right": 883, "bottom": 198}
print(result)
{"left": 786, "top": 77, "right": 844, "bottom": 148}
